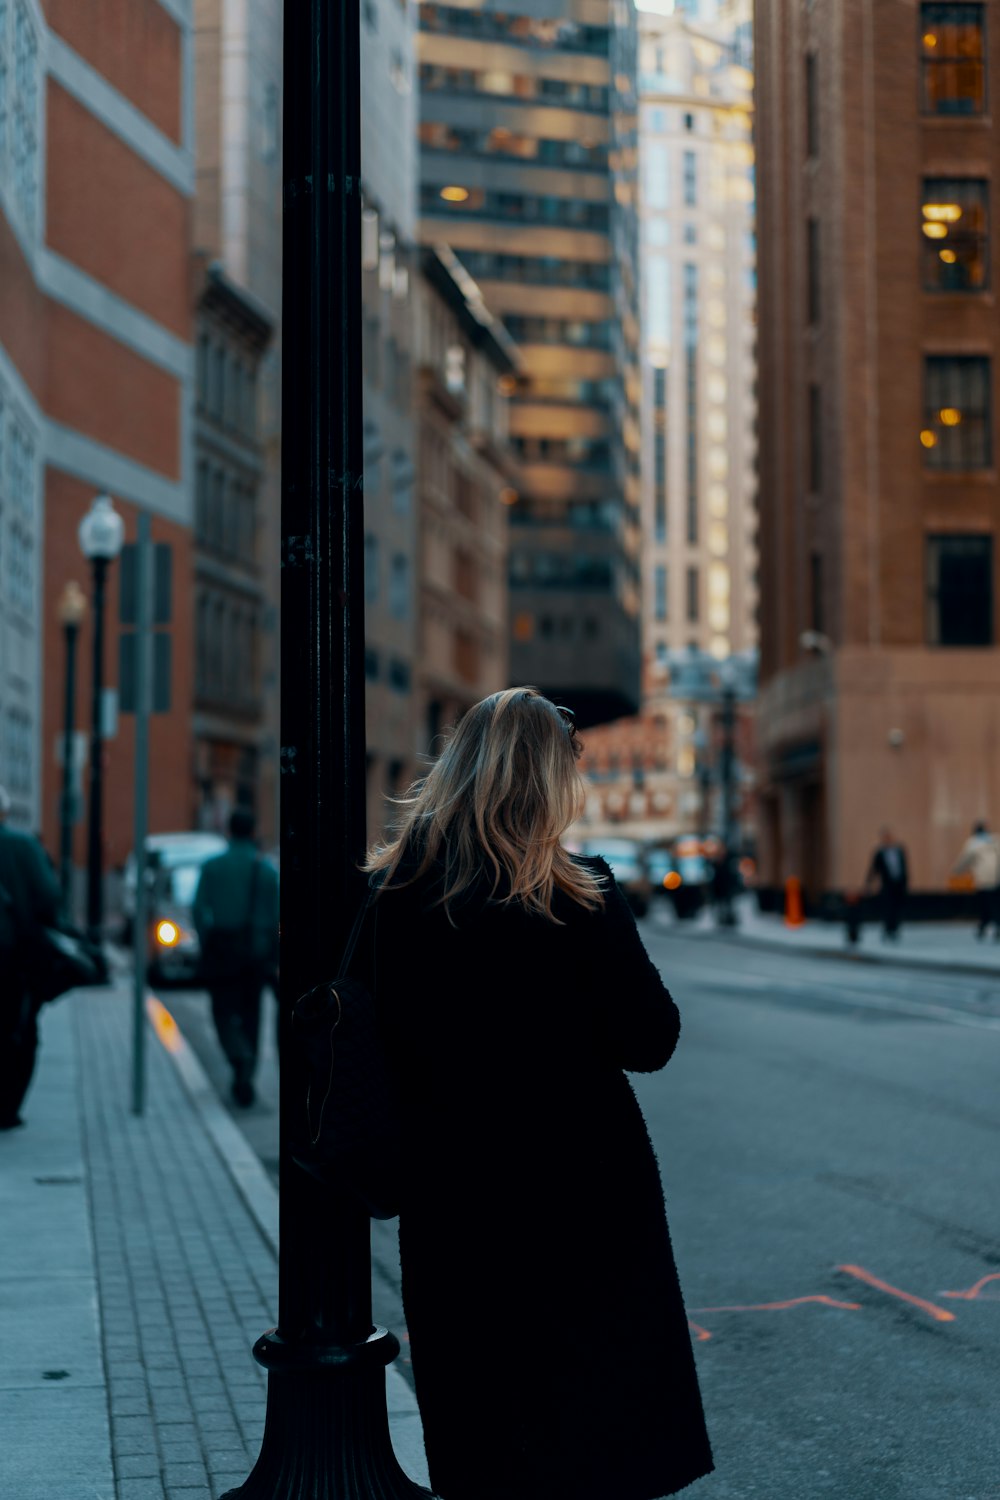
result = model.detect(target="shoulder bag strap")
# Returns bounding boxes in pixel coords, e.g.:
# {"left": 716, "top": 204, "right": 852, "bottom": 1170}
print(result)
{"left": 340, "top": 876, "right": 381, "bottom": 976}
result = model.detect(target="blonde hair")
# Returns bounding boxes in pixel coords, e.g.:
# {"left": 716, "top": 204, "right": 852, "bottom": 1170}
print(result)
{"left": 365, "top": 687, "right": 605, "bottom": 922}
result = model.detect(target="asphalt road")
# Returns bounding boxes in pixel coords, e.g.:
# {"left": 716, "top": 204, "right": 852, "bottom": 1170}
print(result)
{"left": 163, "top": 916, "right": 1000, "bottom": 1500}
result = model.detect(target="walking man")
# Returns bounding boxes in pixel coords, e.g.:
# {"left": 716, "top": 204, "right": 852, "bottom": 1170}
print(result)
{"left": 0, "top": 785, "right": 61, "bottom": 1128}
{"left": 952, "top": 820, "right": 1000, "bottom": 939}
{"left": 865, "top": 827, "right": 908, "bottom": 941}
{"left": 193, "top": 807, "right": 279, "bottom": 1107}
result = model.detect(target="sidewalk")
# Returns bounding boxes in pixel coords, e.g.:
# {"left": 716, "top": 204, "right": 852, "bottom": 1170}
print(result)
{"left": 658, "top": 895, "right": 1000, "bottom": 976}
{"left": 0, "top": 979, "right": 431, "bottom": 1500}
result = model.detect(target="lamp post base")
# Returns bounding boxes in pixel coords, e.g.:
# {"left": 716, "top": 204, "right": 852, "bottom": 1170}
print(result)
{"left": 221, "top": 1328, "right": 436, "bottom": 1500}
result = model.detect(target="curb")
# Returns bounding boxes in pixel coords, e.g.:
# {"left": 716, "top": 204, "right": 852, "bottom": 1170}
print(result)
{"left": 143, "top": 993, "right": 432, "bottom": 1490}
{"left": 711, "top": 928, "right": 1000, "bottom": 981}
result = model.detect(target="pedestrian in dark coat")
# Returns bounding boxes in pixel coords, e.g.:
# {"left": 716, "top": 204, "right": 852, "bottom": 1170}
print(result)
{"left": 193, "top": 807, "right": 279, "bottom": 1107}
{"left": 365, "top": 688, "right": 713, "bottom": 1500}
{"left": 0, "top": 785, "right": 61, "bottom": 1128}
{"left": 865, "top": 826, "right": 908, "bottom": 940}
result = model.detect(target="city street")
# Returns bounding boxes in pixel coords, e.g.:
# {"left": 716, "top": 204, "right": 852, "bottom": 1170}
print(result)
{"left": 164, "top": 916, "right": 1000, "bottom": 1500}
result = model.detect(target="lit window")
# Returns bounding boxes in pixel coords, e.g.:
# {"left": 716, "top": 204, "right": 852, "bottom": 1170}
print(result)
{"left": 923, "top": 356, "right": 991, "bottom": 468}
{"left": 922, "top": 179, "right": 988, "bottom": 292}
{"left": 920, "top": 4, "right": 985, "bottom": 116}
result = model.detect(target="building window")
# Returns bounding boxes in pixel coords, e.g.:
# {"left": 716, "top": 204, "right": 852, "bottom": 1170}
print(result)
{"left": 807, "top": 216, "right": 820, "bottom": 324}
{"left": 654, "top": 565, "right": 668, "bottom": 622}
{"left": 682, "top": 149, "right": 697, "bottom": 207}
{"left": 686, "top": 566, "right": 699, "bottom": 623}
{"left": 920, "top": 4, "right": 985, "bottom": 116}
{"left": 922, "top": 178, "right": 988, "bottom": 292}
{"left": 683, "top": 264, "right": 698, "bottom": 545}
{"left": 810, "top": 551, "right": 824, "bottom": 633}
{"left": 389, "top": 553, "right": 409, "bottom": 618}
{"left": 805, "top": 52, "right": 818, "bottom": 159}
{"left": 364, "top": 533, "right": 379, "bottom": 603}
{"left": 808, "top": 383, "right": 822, "bottom": 493}
{"left": 927, "top": 534, "right": 992, "bottom": 645}
{"left": 922, "top": 356, "right": 991, "bottom": 468}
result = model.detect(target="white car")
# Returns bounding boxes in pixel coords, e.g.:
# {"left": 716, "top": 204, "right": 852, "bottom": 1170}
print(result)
{"left": 122, "top": 832, "right": 227, "bottom": 983}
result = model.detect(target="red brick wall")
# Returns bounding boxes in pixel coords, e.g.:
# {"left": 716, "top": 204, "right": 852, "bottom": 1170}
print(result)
{"left": 47, "top": 304, "right": 181, "bottom": 478}
{"left": 43, "top": 0, "right": 183, "bottom": 143}
{"left": 46, "top": 83, "right": 190, "bottom": 337}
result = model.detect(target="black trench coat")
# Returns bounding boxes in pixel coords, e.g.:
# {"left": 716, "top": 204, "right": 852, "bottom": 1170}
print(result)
{"left": 372, "top": 855, "right": 713, "bottom": 1500}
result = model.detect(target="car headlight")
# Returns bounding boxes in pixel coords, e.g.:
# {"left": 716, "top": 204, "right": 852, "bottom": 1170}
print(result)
{"left": 156, "top": 920, "right": 180, "bottom": 947}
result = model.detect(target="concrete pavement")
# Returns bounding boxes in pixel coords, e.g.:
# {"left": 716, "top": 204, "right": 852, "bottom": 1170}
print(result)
{"left": 657, "top": 894, "right": 1000, "bottom": 976}
{"left": 0, "top": 979, "right": 431, "bottom": 1500}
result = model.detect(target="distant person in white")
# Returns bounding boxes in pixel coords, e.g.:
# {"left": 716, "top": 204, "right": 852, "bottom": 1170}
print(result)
{"left": 865, "top": 827, "right": 909, "bottom": 941}
{"left": 952, "top": 820, "right": 1000, "bottom": 940}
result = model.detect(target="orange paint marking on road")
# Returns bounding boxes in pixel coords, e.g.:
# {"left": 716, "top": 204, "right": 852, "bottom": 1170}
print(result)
{"left": 691, "top": 1296, "right": 861, "bottom": 1314}
{"left": 688, "top": 1320, "right": 712, "bottom": 1342}
{"left": 837, "top": 1264, "right": 955, "bottom": 1322}
{"left": 939, "top": 1271, "right": 1000, "bottom": 1302}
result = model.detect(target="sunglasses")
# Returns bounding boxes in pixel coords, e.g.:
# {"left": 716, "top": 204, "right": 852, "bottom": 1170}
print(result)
{"left": 555, "top": 705, "right": 583, "bottom": 755}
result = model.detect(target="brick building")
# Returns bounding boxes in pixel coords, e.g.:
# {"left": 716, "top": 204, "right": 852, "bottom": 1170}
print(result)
{"left": 0, "top": 1, "right": 194, "bottom": 876}
{"left": 756, "top": 0, "right": 1000, "bottom": 899}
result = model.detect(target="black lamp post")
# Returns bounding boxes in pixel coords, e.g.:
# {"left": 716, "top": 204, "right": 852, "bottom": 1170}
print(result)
{"left": 78, "top": 494, "right": 124, "bottom": 948}
{"left": 716, "top": 677, "right": 739, "bottom": 928}
{"left": 57, "top": 581, "right": 87, "bottom": 921}
{"left": 221, "top": 2, "right": 434, "bottom": 1496}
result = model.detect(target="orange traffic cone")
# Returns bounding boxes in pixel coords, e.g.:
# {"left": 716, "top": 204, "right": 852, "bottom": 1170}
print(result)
{"left": 784, "top": 875, "right": 805, "bottom": 928}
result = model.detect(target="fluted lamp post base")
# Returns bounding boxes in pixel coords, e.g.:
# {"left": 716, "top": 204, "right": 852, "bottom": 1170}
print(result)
{"left": 221, "top": 1328, "right": 437, "bottom": 1500}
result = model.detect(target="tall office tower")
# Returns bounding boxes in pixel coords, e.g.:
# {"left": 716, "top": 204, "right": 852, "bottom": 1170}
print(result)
{"left": 417, "top": 0, "right": 643, "bottom": 726}
{"left": 638, "top": 1, "right": 757, "bottom": 677}
{"left": 1, "top": 2, "right": 194, "bottom": 862}
{"left": 756, "top": 0, "right": 1000, "bottom": 898}
{"left": 630, "top": 1, "right": 757, "bottom": 840}
{"left": 361, "top": 0, "right": 422, "bottom": 819}
{"left": 194, "top": 0, "right": 283, "bottom": 839}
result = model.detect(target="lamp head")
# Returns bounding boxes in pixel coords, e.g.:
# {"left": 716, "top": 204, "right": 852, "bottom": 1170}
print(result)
{"left": 78, "top": 494, "right": 125, "bottom": 562}
{"left": 57, "top": 580, "right": 87, "bottom": 628}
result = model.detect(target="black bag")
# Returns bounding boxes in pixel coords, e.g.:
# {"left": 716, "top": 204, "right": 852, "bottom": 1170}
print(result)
{"left": 199, "top": 858, "right": 262, "bottom": 985}
{"left": 291, "top": 881, "right": 402, "bottom": 1219}
{"left": 28, "top": 925, "right": 104, "bottom": 1004}
{"left": 0, "top": 878, "right": 103, "bottom": 1003}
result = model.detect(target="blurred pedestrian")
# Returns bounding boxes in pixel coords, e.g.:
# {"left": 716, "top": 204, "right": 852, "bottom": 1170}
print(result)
{"left": 952, "top": 820, "right": 1000, "bottom": 940}
{"left": 865, "top": 827, "right": 908, "bottom": 941}
{"left": 193, "top": 807, "right": 278, "bottom": 1107}
{"left": 363, "top": 688, "right": 713, "bottom": 1500}
{"left": 0, "top": 785, "right": 61, "bottom": 1129}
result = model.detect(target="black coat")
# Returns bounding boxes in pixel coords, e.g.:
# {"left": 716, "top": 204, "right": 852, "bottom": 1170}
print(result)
{"left": 867, "top": 844, "right": 909, "bottom": 893}
{"left": 372, "top": 855, "right": 713, "bottom": 1500}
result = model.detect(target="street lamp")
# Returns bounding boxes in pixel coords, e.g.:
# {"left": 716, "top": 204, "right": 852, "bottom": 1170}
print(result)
{"left": 220, "top": 4, "right": 433, "bottom": 1497}
{"left": 78, "top": 494, "right": 125, "bottom": 947}
{"left": 716, "top": 661, "right": 739, "bottom": 929}
{"left": 57, "top": 581, "right": 87, "bottom": 920}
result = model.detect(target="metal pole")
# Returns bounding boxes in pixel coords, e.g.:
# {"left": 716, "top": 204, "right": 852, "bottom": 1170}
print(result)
{"left": 85, "top": 557, "right": 108, "bottom": 946}
{"left": 131, "top": 514, "right": 152, "bottom": 1117}
{"left": 59, "top": 619, "right": 79, "bottom": 920}
{"left": 221, "top": 1, "right": 432, "bottom": 1494}
{"left": 717, "top": 685, "right": 738, "bottom": 928}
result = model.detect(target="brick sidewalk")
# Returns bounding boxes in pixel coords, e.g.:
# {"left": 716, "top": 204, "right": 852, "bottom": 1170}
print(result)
{"left": 0, "top": 981, "right": 429, "bottom": 1500}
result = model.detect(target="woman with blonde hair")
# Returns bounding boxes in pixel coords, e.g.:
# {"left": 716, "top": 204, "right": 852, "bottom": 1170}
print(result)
{"left": 367, "top": 687, "right": 713, "bottom": 1500}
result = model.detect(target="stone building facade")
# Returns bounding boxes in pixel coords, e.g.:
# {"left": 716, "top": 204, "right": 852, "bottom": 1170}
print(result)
{"left": 412, "top": 247, "right": 516, "bottom": 781}
{"left": 0, "top": 0, "right": 194, "bottom": 870}
{"left": 756, "top": 0, "right": 1000, "bottom": 897}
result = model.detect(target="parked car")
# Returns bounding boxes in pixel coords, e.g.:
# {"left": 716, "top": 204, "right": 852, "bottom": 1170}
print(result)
{"left": 122, "top": 832, "right": 227, "bottom": 985}
{"left": 580, "top": 837, "right": 652, "bottom": 919}
{"left": 647, "top": 837, "right": 715, "bottom": 920}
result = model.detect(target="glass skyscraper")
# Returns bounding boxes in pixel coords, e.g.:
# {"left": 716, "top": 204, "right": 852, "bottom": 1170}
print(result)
{"left": 417, "top": 0, "right": 642, "bottom": 724}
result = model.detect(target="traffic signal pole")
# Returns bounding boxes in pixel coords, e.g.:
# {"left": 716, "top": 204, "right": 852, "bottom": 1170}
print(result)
{"left": 222, "top": 4, "right": 433, "bottom": 1495}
